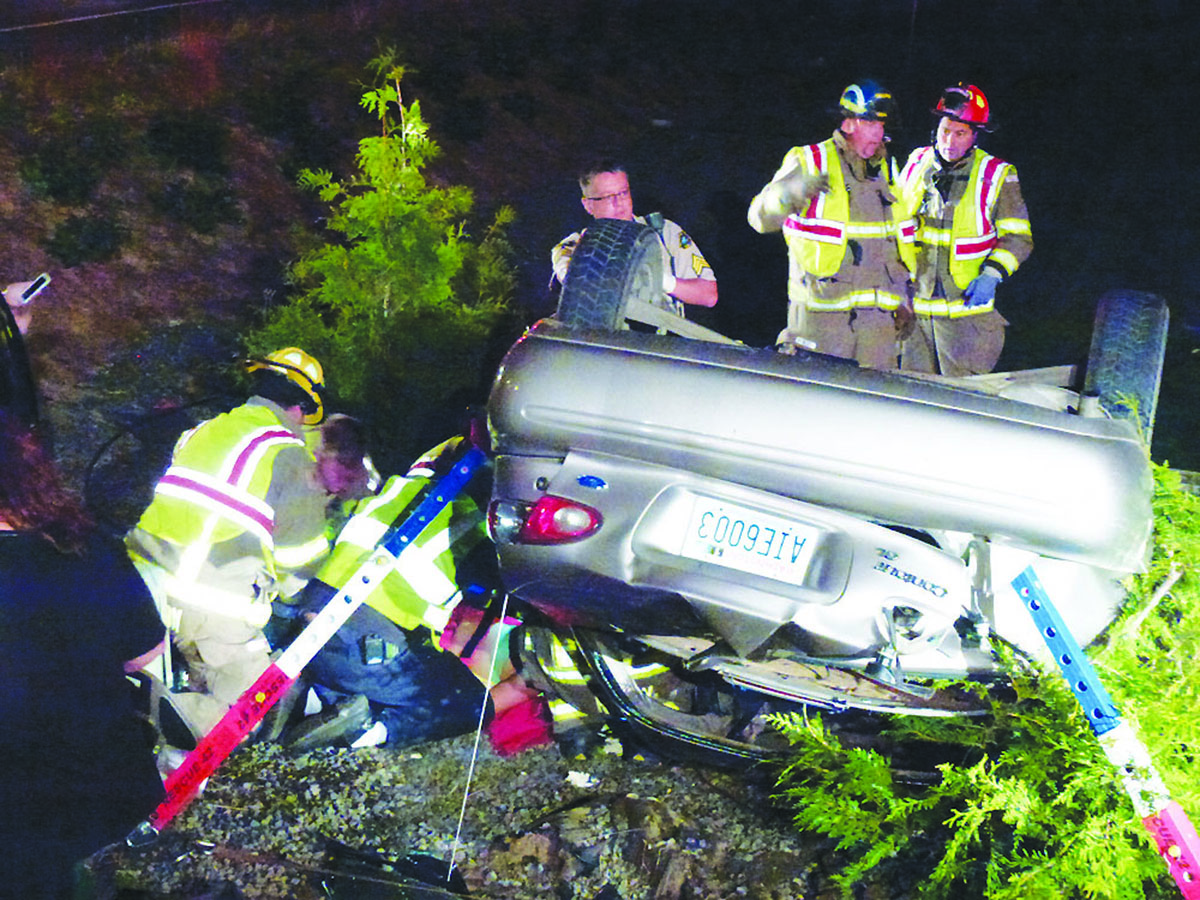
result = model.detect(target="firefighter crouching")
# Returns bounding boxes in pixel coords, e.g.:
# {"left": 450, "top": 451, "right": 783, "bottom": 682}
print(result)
{"left": 267, "top": 434, "right": 557, "bottom": 755}
{"left": 126, "top": 348, "right": 333, "bottom": 740}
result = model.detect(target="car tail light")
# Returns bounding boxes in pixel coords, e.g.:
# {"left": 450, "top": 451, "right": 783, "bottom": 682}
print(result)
{"left": 489, "top": 496, "right": 601, "bottom": 545}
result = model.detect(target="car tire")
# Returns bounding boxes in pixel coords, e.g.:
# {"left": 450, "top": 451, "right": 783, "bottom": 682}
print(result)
{"left": 572, "top": 629, "right": 781, "bottom": 769}
{"left": 1082, "top": 290, "right": 1169, "bottom": 443}
{"left": 556, "top": 218, "right": 663, "bottom": 330}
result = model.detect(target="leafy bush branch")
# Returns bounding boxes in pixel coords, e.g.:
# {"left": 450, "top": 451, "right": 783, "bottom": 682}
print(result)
{"left": 249, "top": 50, "right": 515, "bottom": 470}
{"left": 771, "top": 463, "right": 1200, "bottom": 899}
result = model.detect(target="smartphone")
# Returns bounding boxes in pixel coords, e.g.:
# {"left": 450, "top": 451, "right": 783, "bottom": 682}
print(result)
{"left": 16, "top": 273, "right": 51, "bottom": 306}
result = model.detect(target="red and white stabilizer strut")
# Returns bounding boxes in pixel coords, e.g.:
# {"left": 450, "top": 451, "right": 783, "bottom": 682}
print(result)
{"left": 127, "top": 446, "right": 489, "bottom": 847}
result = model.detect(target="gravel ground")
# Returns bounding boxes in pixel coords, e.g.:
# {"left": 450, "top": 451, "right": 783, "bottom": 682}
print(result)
{"left": 87, "top": 734, "right": 843, "bottom": 900}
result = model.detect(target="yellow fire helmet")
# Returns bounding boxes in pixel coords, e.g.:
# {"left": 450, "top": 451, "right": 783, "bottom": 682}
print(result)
{"left": 245, "top": 346, "right": 326, "bottom": 425}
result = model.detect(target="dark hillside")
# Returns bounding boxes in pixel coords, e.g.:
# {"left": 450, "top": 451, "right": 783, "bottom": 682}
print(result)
{"left": 2, "top": 0, "right": 1196, "bottom": 476}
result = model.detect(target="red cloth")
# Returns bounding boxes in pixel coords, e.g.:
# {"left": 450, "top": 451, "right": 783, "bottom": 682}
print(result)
{"left": 486, "top": 693, "right": 554, "bottom": 756}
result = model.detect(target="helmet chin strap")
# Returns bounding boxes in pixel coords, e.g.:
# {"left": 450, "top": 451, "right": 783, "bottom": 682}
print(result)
{"left": 933, "top": 141, "right": 975, "bottom": 170}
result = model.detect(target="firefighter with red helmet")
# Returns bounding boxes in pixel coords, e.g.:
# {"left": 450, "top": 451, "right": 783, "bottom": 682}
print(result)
{"left": 898, "top": 83, "right": 1033, "bottom": 375}
{"left": 748, "top": 81, "right": 917, "bottom": 368}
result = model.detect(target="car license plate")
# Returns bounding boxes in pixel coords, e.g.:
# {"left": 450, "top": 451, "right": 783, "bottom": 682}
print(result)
{"left": 679, "top": 496, "right": 819, "bottom": 586}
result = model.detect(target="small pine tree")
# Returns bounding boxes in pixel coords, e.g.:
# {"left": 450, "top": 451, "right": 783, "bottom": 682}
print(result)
{"left": 770, "top": 462, "right": 1200, "bottom": 900}
{"left": 249, "top": 50, "right": 515, "bottom": 470}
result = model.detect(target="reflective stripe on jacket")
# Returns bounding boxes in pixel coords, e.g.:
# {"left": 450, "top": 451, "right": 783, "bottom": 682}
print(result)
{"left": 127, "top": 400, "right": 328, "bottom": 621}
{"left": 777, "top": 138, "right": 916, "bottom": 311}
{"left": 315, "top": 472, "right": 487, "bottom": 635}
{"left": 900, "top": 146, "right": 1033, "bottom": 317}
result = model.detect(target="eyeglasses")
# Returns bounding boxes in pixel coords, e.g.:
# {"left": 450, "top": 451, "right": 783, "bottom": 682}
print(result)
{"left": 583, "top": 188, "right": 630, "bottom": 205}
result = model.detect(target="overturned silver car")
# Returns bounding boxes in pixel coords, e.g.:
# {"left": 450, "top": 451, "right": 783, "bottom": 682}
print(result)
{"left": 485, "top": 219, "right": 1167, "bottom": 761}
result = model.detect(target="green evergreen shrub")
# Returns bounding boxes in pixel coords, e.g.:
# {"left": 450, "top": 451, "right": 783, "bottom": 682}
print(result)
{"left": 45, "top": 213, "right": 125, "bottom": 267}
{"left": 247, "top": 51, "right": 515, "bottom": 472}
{"left": 771, "top": 463, "right": 1200, "bottom": 900}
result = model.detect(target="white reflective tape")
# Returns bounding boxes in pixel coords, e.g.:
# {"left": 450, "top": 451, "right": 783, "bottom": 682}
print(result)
{"left": 338, "top": 513, "right": 390, "bottom": 551}
{"left": 805, "top": 288, "right": 908, "bottom": 311}
{"left": 274, "top": 533, "right": 330, "bottom": 569}
{"left": 996, "top": 217, "right": 1031, "bottom": 236}
{"left": 989, "top": 248, "right": 1020, "bottom": 274}
{"left": 155, "top": 569, "right": 273, "bottom": 627}
{"left": 1099, "top": 722, "right": 1171, "bottom": 818}
{"left": 385, "top": 536, "right": 457, "bottom": 603}
{"left": 844, "top": 222, "right": 895, "bottom": 238}
{"left": 421, "top": 602, "right": 453, "bottom": 634}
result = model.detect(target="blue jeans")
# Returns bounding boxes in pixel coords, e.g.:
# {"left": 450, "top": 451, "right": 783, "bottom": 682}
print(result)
{"left": 269, "top": 587, "right": 488, "bottom": 747}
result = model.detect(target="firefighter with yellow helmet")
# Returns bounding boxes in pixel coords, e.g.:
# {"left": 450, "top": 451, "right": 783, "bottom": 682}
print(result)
{"left": 748, "top": 81, "right": 917, "bottom": 368}
{"left": 898, "top": 83, "right": 1033, "bottom": 375}
{"left": 126, "top": 347, "right": 334, "bottom": 738}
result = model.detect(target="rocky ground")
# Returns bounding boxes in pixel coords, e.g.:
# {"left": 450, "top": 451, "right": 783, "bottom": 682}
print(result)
{"left": 84, "top": 736, "right": 861, "bottom": 900}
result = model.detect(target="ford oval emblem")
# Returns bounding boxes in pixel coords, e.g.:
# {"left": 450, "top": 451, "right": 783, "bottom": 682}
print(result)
{"left": 576, "top": 474, "right": 607, "bottom": 490}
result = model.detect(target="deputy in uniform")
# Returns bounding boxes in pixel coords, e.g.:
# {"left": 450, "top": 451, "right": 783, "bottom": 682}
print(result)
{"left": 552, "top": 160, "right": 718, "bottom": 316}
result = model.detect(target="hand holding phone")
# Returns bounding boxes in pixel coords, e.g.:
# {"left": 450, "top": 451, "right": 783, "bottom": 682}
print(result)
{"left": 14, "top": 273, "right": 51, "bottom": 306}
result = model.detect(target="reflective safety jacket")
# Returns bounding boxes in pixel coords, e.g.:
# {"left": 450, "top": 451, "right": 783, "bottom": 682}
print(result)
{"left": 314, "top": 466, "right": 488, "bottom": 637}
{"left": 518, "top": 630, "right": 673, "bottom": 736}
{"left": 126, "top": 398, "right": 330, "bottom": 626}
{"left": 899, "top": 146, "right": 1033, "bottom": 317}
{"left": 750, "top": 134, "right": 916, "bottom": 311}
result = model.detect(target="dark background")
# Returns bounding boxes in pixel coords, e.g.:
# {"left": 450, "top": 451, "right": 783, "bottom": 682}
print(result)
{"left": 2, "top": 0, "right": 1196, "bottom": 465}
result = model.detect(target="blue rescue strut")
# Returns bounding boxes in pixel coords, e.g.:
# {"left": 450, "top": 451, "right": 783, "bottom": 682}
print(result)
{"left": 1013, "top": 566, "right": 1200, "bottom": 899}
